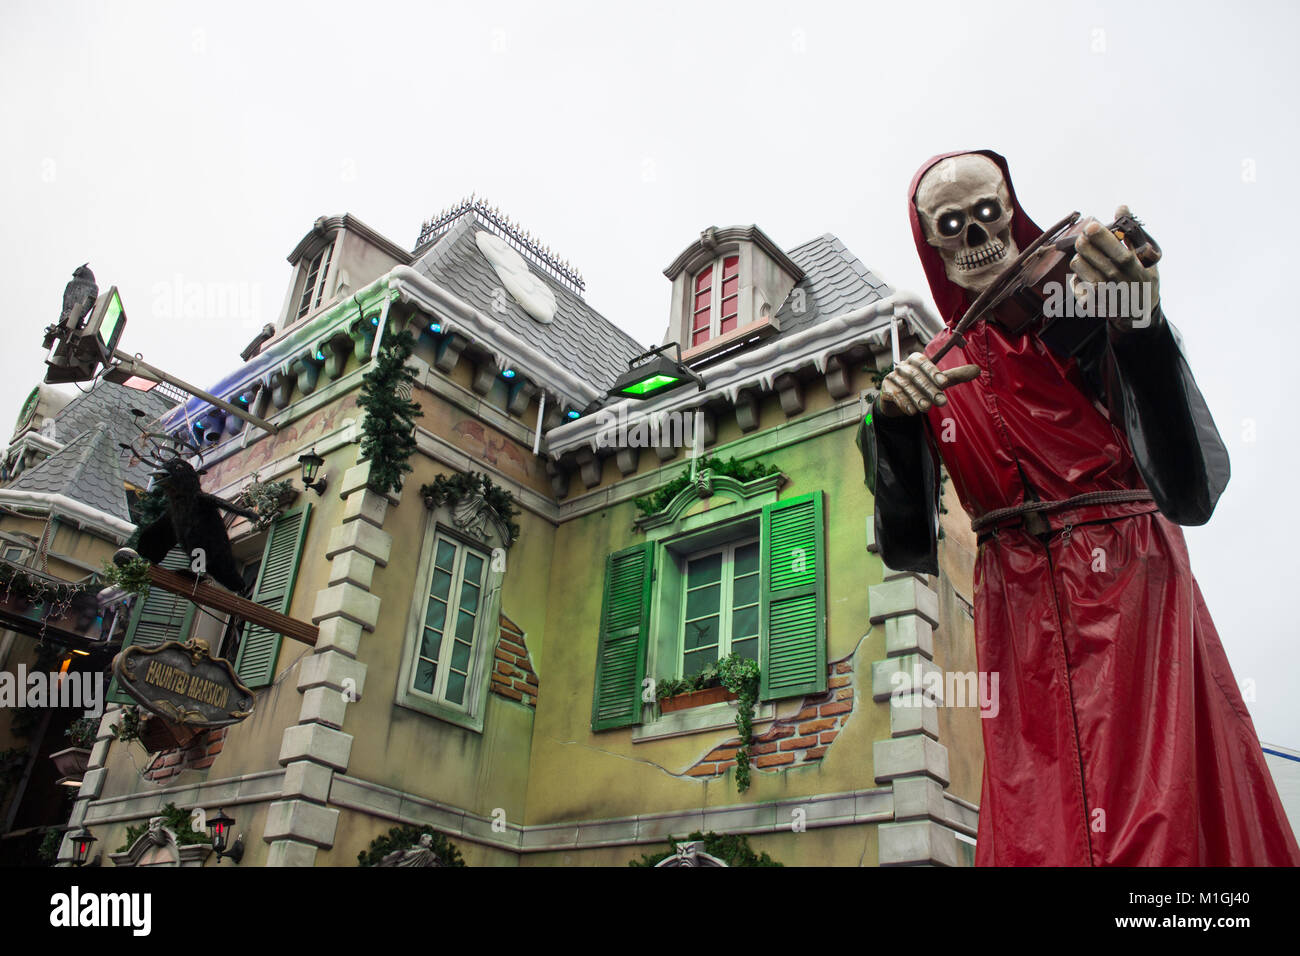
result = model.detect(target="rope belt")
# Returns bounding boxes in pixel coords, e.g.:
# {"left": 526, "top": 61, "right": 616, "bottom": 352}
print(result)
{"left": 970, "top": 489, "right": 1155, "bottom": 534}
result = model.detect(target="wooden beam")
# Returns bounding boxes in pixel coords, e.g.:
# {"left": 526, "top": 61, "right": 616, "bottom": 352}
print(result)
{"left": 146, "top": 566, "right": 318, "bottom": 647}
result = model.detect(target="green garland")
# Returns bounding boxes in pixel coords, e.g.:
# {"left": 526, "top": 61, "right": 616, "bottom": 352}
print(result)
{"left": 37, "top": 828, "right": 61, "bottom": 864}
{"left": 357, "top": 327, "right": 423, "bottom": 496}
{"left": 634, "top": 457, "right": 781, "bottom": 517}
{"left": 420, "top": 472, "right": 521, "bottom": 546}
{"left": 718, "top": 653, "right": 761, "bottom": 793}
{"left": 356, "top": 825, "right": 467, "bottom": 867}
{"left": 115, "top": 802, "right": 209, "bottom": 853}
{"left": 238, "top": 473, "right": 295, "bottom": 529}
{"left": 629, "top": 830, "right": 782, "bottom": 867}
{"left": 100, "top": 556, "right": 152, "bottom": 598}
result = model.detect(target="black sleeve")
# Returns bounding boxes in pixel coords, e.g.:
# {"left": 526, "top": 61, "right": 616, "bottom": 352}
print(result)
{"left": 857, "top": 400, "right": 940, "bottom": 574}
{"left": 1106, "top": 307, "right": 1231, "bottom": 525}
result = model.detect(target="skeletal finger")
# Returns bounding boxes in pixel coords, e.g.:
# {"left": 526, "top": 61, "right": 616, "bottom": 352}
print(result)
{"left": 911, "top": 354, "right": 950, "bottom": 389}
{"left": 895, "top": 362, "right": 941, "bottom": 409}
{"left": 1070, "top": 254, "right": 1107, "bottom": 285}
{"left": 882, "top": 378, "right": 918, "bottom": 416}
{"left": 1075, "top": 231, "right": 1127, "bottom": 281}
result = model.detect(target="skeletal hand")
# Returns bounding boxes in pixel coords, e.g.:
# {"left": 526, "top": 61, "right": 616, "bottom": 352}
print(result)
{"left": 1069, "top": 205, "right": 1161, "bottom": 331}
{"left": 876, "top": 353, "right": 980, "bottom": 417}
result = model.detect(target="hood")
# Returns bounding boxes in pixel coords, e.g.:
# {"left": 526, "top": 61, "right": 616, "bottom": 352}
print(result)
{"left": 908, "top": 149, "right": 1044, "bottom": 325}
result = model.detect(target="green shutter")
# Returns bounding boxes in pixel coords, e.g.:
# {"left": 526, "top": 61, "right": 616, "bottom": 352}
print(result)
{"left": 235, "top": 504, "right": 311, "bottom": 688}
{"left": 760, "top": 491, "right": 826, "bottom": 701}
{"left": 107, "top": 548, "right": 197, "bottom": 704}
{"left": 591, "top": 542, "right": 654, "bottom": 731}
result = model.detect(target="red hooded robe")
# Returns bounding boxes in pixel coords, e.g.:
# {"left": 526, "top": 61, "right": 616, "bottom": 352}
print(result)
{"left": 866, "top": 149, "right": 1299, "bottom": 866}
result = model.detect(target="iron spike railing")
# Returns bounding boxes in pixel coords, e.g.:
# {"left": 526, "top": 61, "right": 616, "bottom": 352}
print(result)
{"left": 413, "top": 196, "right": 586, "bottom": 295}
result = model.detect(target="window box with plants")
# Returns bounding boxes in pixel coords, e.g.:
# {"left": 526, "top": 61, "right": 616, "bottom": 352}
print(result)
{"left": 50, "top": 718, "right": 98, "bottom": 782}
{"left": 655, "top": 661, "right": 737, "bottom": 713}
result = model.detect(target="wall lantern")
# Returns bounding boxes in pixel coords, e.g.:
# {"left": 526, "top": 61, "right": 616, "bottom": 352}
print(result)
{"left": 297, "top": 448, "right": 327, "bottom": 495}
{"left": 607, "top": 343, "right": 705, "bottom": 401}
{"left": 69, "top": 827, "right": 97, "bottom": 866}
{"left": 207, "top": 808, "right": 243, "bottom": 863}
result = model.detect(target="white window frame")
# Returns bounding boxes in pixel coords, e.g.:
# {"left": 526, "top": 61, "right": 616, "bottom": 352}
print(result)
{"left": 409, "top": 533, "right": 490, "bottom": 712}
{"left": 689, "top": 253, "right": 742, "bottom": 347}
{"left": 395, "top": 506, "right": 508, "bottom": 733}
{"left": 295, "top": 242, "right": 334, "bottom": 320}
{"left": 679, "top": 536, "right": 760, "bottom": 678}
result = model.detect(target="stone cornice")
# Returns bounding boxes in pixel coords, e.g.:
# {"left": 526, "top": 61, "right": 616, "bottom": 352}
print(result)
{"left": 287, "top": 213, "right": 414, "bottom": 267}
{"left": 663, "top": 225, "right": 806, "bottom": 282}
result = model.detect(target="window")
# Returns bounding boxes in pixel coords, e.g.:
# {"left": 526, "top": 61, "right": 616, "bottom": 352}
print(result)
{"left": 411, "top": 535, "right": 489, "bottom": 709}
{"left": 591, "top": 491, "right": 827, "bottom": 732}
{"left": 681, "top": 538, "right": 760, "bottom": 676}
{"left": 690, "top": 254, "right": 740, "bottom": 347}
{"left": 295, "top": 243, "right": 334, "bottom": 320}
{"left": 395, "top": 504, "right": 509, "bottom": 732}
{"left": 2, "top": 546, "right": 27, "bottom": 565}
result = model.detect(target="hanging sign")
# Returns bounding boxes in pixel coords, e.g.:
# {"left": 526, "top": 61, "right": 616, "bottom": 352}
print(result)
{"left": 111, "top": 639, "right": 253, "bottom": 727}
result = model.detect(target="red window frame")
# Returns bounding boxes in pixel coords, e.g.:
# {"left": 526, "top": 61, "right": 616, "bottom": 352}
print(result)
{"left": 689, "top": 254, "right": 740, "bottom": 347}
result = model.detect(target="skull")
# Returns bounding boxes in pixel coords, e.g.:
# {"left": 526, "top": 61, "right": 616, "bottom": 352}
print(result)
{"left": 915, "top": 154, "right": 1019, "bottom": 293}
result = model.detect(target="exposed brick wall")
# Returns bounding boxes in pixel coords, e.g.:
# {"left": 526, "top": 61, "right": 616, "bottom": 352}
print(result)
{"left": 681, "top": 657, "right": 855, "bottom": 780}
{"left": 143, "top": 728, "right": 227, "bottom": 783}
{"left": 489, "top": 614, "right": 538, "bottom": 708}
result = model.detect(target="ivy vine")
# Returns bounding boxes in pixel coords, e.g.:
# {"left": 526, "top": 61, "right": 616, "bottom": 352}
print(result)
{"left": 64, "top": 718, "right": 99, "bottom": 750}
{"left": 357, "top": 327, "right": 423, "bottom": 496}
{"left": 628, "top": 830, "right": 782, "bottom": 867}
{"left": 633, "top": 457, "right": 781, "bottom": 517}
{"left": 718, "top": 653, "right": 761, "bottom": 793}
{"left": 420, "top": 471, "right": 521, "bottom": 546}
{"left": 356, "top": 825, "right": 467, "bottom": 867}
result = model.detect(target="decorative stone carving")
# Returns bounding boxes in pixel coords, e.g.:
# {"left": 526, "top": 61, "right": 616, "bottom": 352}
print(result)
{"left": 654, "top": 840, "right": 728, "bottom": 867}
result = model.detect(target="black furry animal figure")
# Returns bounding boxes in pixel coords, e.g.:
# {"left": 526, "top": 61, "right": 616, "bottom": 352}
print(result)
{"left": 136, "top": 459, "right": 257, "bottom": 593}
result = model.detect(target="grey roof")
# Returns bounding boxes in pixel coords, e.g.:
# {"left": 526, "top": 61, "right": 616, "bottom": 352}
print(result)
{"left": 774, "top": 234, "right": 893, "bottom": 334}
{"left": 10, "top": 423, "right": 130, "bottom": 521}
{"left": 413, "top": 214, "right": 647, "bottom": 392}
{"left": 45, "top": 380, "right": 175, "bottom": 490}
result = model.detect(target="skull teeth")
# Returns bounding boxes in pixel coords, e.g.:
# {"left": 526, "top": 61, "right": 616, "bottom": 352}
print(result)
{"left": 955, "top": 237, "right": 1007, "bottom": 271}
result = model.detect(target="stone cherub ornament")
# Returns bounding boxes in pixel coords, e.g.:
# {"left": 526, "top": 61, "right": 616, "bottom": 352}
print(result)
{"left": 863, "top": 149, "right": 1299, "bottom": 866}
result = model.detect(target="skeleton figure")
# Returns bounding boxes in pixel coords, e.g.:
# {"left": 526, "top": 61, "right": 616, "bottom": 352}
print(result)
{"left": 862, "top": 150, "right": 1297, "bottom": 866}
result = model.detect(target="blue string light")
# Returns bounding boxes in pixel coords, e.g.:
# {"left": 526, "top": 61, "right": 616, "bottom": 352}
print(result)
{"left": 566, "top": 410, "right": 580, "bottom": 420}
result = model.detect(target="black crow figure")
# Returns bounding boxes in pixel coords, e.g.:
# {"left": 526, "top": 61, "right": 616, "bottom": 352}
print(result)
{"left": 136, "top": 458, "right": 258, "bottom": 594}
{"left": 59, "top": 264, "right": 98, "bottom": 331}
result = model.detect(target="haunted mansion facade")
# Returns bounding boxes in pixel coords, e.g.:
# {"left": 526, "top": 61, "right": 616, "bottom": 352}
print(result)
{"left": 13, "top": 204, "right": 987, "bottom": 866}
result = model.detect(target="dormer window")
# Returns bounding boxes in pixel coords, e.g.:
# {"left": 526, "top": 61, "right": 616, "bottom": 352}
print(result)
{"left": 690, "top": 255, "right": 740, "bottom": 347}
{"left": 296, "top": 244, "right": 334, "bottom": 320}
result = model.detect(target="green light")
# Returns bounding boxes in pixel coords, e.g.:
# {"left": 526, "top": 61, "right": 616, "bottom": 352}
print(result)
{"left": 98, "top": 290, "right": 124, "bottom": 349}
{"left": 620, "top": 373, "right": 680, "bottom": 396}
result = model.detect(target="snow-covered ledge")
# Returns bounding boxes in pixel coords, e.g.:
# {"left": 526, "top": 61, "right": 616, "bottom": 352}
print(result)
{"left": 545, "top": 291, "right": 942, "bottom": 459}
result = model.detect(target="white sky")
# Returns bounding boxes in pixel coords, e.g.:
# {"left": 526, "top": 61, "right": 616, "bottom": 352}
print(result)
{"left": 2, "top": 0, "right": 1296, "bottom": 743}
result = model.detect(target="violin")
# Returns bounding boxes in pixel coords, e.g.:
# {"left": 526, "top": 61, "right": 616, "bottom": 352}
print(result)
{"left": 931, "top": 212, "right": 1162, "bottom": 365}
